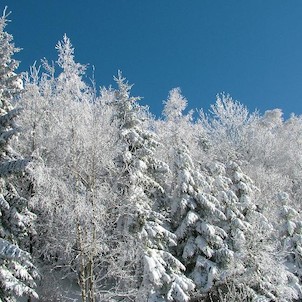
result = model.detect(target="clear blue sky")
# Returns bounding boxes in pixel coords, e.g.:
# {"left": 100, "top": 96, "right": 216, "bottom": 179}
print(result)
{"left": 3, "top": 1, "right": 302, "bottom": 118}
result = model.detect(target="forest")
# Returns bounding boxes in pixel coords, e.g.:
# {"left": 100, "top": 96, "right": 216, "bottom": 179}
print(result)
{"left": 1, "top": 10, "right": 302, "bottom": 302}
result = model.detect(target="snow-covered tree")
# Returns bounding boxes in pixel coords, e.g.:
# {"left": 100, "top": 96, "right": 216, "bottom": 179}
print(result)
{"left": 278, "top": 192, "right": 302, "bottom": 283}
{"left": 0, "top": 10, "right": 38, "bottom": 301}
{"left": 157, "top": 88, "right": 203, "bottom": 168}
{"left": 199, "top": 93, "right": 258, "bottom": 161}
{"left": 219, "top": 162, "right": 299, "bottom": 301}
{"left": 169, "top": 144, "right": 233, "bottom": 299}
{"left": 16, "top": 35, "right": 121, "bottom": 301}
{"left": 107, "top": 73, "right": 194, "bottom": 302}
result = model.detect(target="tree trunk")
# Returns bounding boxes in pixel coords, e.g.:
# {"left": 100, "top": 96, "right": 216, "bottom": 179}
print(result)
{"left": 77, "top": 222, "right": 87, "bottom": 302}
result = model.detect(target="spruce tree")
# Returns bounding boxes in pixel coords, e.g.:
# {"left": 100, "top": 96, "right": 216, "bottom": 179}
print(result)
{"left": 170, "top": 145, "right": 233, "bottom": 297}
{"left": 109, "top": 72, "right": 194, "bottom": 302}
{"left": 277, "top": 192, "right": 302, "bottom": 295}
{"left": 217, "top": 162, "right": 299, "bottom": 301}
{"left": 0, "top": 10, "right": 37, "bottom": 301}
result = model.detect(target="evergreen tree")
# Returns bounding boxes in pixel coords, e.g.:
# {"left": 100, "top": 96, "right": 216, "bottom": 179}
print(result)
{"left": 0, "top": 10, "right": 38, "bottom": 301}
{"left": 218, "top": 162, "right": 298, "bottom": 301}
{"left": 109, "top": 72, "right": 194, "bottom": 302}
{"left": 278, "top": 192, "right": 302, "bottom": 289}
{"left": 170, "top": 145, "right": 233, "bottom": 298}
{"left": 157, "top": 88, "right": 198, "bottom": 171}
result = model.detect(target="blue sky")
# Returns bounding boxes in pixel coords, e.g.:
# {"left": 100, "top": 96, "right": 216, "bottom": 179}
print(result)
{"left": 3, "top": 1, "right": 302, "bottom": 118}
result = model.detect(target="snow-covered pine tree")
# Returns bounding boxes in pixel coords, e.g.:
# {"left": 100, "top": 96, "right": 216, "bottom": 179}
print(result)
{"left": 169, "top": 144, "right": 233, "bottom": 298}
{"left": 277, "top": 192, "right": 302, "bottom": 287}
{"left": 0, "top": 10, "right": 38, "bottom": 301}
{"left": 157, "top": 88, "right": 198, "bottom": 172}
{"left": 108, "top": 72, "right": 194, "bottom": 302}
{"left": 159, "top": 90, "right": 234, "bottom": 297}
{"left": 213, "top": 161, "right": 299, "bottom": 301}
